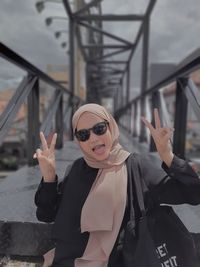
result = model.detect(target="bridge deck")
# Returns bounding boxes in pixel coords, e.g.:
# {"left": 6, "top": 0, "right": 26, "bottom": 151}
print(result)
{"left": 0, "top": 129, "right": 199, "bottom": 258}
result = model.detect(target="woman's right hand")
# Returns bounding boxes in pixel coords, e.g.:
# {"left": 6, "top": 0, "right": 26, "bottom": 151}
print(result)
{"left": 33, "top": 132, "right": 57, "bottom": 182}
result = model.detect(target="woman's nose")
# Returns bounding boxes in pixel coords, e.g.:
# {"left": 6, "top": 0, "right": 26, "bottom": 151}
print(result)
{"left": 89, "top": 131, "right": 98, "bottom": 141}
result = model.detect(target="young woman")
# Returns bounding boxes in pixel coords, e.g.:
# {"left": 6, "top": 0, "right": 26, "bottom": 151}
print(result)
{"left": 34, "top": 103, "right": 200, "bottom": 267}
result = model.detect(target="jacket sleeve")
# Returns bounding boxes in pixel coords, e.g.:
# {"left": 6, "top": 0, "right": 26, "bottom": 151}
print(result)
{"left": 34, "top": 177, "right": 60, "bottom": 222}
{"left": 141, "top": 154, "right": 200, "bottom": 205}
{"left": 34, "top": 164, "right": 72, "bottom": 222}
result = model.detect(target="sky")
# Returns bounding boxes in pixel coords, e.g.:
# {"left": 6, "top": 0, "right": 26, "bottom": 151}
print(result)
{"left": 0, "top": 0, "right": 200, "bottom": 91}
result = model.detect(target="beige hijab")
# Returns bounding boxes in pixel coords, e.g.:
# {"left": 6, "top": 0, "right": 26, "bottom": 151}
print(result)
{"left": 72, "top": 103, "right": 130, "bottom": 267}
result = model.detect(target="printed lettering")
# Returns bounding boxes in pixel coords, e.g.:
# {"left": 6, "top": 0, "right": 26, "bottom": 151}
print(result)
{"left": 157, "top": 244, "right": 167, "bottom": 257}
{"left": 169, "top": 256, "right": 178, "bottom": 266}
{"left": 156, "top": 243, "right": 178, "bottom": 267}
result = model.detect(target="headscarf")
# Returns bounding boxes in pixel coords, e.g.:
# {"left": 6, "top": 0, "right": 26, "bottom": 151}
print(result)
{"left": 72, "top": 103, "right": 130, "bottom": 267}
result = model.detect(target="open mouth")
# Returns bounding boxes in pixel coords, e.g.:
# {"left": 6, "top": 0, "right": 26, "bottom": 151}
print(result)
{"left": 92, "top": 144, "right": 106, "bottom": 154}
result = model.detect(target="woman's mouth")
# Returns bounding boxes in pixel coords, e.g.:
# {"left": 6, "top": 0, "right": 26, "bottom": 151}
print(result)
{"left": 92, "top": 144, "right": 106, "bottom": 155}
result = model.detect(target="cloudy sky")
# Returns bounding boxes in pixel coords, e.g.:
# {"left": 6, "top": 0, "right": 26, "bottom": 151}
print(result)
{"left": 0, "top": 0, "right": 200, "bottom": 91}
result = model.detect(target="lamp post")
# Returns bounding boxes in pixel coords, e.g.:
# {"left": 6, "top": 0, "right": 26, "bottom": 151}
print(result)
{"left": 55, "top": 30, "right": 68, "bottom": 39}
{"left": 61, "top": 42, "right": 67, "bottom": 48}
{"left": 35, "top": 0, "right": 62, "bottom": 13}
{"left": 45, "top": 16, "right": 68, "bottom": 27}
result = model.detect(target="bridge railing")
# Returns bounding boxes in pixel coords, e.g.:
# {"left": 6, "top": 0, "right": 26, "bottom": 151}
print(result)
{"left": 115, "top": 53, "right": 200, "bottom": 165}
{"left": 0, "top": 42, "right": 84, "bottom": 166}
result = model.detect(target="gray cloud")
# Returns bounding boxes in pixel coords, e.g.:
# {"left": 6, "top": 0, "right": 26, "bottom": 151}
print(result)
{"left": 150, "top": 0, "right": 200, "bottom": 63}
{"left": 0, "top": 0, "right": 68, "bottom": 90}
{"left": 0, "top": 0, "right": 200, "bottom": 91}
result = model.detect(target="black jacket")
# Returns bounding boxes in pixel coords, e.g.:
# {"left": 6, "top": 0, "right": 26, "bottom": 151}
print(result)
{"left": 35, "top": 154, "right": 200, "bottom": 267}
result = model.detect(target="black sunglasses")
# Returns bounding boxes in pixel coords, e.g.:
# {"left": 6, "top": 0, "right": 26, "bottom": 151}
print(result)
{"left": 75, "top": 121, "right": 109, "bottom": 142}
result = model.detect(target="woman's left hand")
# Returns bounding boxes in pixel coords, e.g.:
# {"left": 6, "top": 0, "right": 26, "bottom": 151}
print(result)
{"left": 141, "top": 108, "right": 174, "bottom": 167}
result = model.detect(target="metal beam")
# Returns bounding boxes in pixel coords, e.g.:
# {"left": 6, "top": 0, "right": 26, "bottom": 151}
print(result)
{"left": 128, "top": 24, "right": 143, "bottom": 64}
{"left": 141, "top": 18, "right": 149, "bottom": 96}
{"left": 55, "top": 94, "right": 63, "bottom": 149}
{"left": 83, "top": 44, "right": 130, "bottom": 49}
{"left": 92, "top": 70, "right": 123, "bottom": 76}
{"left": 120, "top": 78, "right": 124, "bottom": 108}
{"left": 126, "top": 63, "right": 130, "bottom": 104}
{"left": 100, "top": 88, "right": 118, "bottom": 92}
{"left": 77, "top": 21, "right": 133, "bottom": 46}
{"left": 146, "top": 0, "right": 157, "bottom": 16}
{"left": 27, "top": 77, "right": 40, "bottom": 166}
{"left": 76, "top": 14, "right": 144, "bottom": 21}
{"left": 69, "top": 19, "right": 75, "bottom": 100}
{"left": 183, "top": 78, "right": 200, "bottom": 121}
{"left": 69, "top": 19, "right": 75, "bottom": 139}
{"left": 94, "top": 66, "right": 124, "bottom": 72}
{"left": 62, "top": 0, "right": 73, "bottom": 19}
{"left": 0, "top": 75, "right": 37, "bottom": 146}
{"left": 75, "top": 23, "right": 88, "bottom": 61}
{"left": 139, "top": 17, "right": 149, "bottom": 143}
{"left": 74, "top": 0, "right": 102, "bottom": 16}
{"left": 97, "top": 81, "right": 121, "bottom": 86}
{"left": 93, "top": 78, "right": 120, "bottom": 84}
{"left": 118, "top": 54, "right": 200, "bottom": 118}
{"left": 149, "top": 91, "right": 161, "bottom": 152}
{"left": 91, "top": 47, "right": 131, "bottom": 61}
{"left": 0, "top": 42, "right": 71, "bottom": 95}
{"left": 89, "top": 60, "right": 128, "bottom": 64}
{"left": 122, "top": 0, "right": 157, "bottom": 77}
{"left": 95, "top": 82, "right": 116, "bottom": 87}
{"left": 92, "top": 78, "right": 121, "bottom": 83}
{"left": 121, "top": 22, "right": 143, "bottom": 80}
{"left": 173, "top": 78, "right": 188, "bottom": 158}
{"left": 133, "top": 102, "right": 138, "bottom": 137}
{"left": 40, "top": 89, "right": 62, "bottom": 136}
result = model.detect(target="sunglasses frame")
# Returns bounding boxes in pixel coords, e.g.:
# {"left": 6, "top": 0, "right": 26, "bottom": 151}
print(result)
{"left": 74, "top": 121, "right": 109, "bottom": 142}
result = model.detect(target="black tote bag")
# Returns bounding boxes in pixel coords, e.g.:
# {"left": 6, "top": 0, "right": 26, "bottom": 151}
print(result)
{"left": 123, "top": 153, "right": 199, "bottom": 267}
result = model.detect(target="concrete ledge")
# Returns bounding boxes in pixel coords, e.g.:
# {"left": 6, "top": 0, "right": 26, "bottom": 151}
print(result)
{"left": 0, "top": 221, "right": 53, "bottom": 257}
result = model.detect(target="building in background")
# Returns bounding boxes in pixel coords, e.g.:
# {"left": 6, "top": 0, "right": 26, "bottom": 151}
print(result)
{"left": 0, "top": 88, "right": 27, "bottom": 170}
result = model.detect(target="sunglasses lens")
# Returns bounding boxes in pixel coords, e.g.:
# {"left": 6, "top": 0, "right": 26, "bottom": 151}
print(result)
{"left": 93, "top": 122, "right": 107, "bottom": 135}
{"left": 75, "top": 129, "right": 90, "bottom": 142}
{"left": 75, "top": 121, "right": 108, "bottom": 142}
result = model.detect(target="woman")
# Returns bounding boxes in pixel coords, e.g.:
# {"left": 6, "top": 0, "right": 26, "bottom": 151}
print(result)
{"left": 34, "top": 103, "right": 200, "bottom": 267}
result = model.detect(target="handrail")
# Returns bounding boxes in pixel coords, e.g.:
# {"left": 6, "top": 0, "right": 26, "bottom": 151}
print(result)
{"left": 0, "top": 76, "right": 37, "bottom": 146}
{"left": 0, "top": 42, "right": 84, "bottom": 165}
{"left": 0, "top": 42, "right": 80, "bottom": 103}
{"left": 115, "top": 52, "right": 200, "bottom": 160}
{"left": 116, "top": 53, "right": 200, "bottom": 115}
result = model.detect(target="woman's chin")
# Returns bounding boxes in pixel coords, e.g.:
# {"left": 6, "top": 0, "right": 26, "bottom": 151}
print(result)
{"left": 92, "top": 150, "right": 110, "bottom": 161}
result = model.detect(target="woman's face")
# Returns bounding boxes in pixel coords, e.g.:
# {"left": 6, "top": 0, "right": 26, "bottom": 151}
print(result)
{"left": 76, "top": 113, "right": 113, "bottom": 161}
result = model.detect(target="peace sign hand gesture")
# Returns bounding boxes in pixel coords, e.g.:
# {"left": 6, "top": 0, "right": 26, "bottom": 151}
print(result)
{"left": 141, "top": 109, "right": 174, "bottom": 167}
{"left": 33, "top": 132, "right": 57, "bottom": 182}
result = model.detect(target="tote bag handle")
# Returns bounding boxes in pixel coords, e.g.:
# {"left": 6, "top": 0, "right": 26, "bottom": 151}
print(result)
{"left": 127, "top": 154, "right": 146, "bottom": 217}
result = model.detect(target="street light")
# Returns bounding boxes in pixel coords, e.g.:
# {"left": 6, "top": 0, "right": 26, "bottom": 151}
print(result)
{"left": 35, "top": 0, "right": 62, "bottom": 13}
{"left": 61, "top": 42, "right": 67, "bottom": 48}
{"left": 45, "top": 16, "right": 68, "bottom": 26}
{"left": 55, "top": 30, "right": 68, "bottom": 39}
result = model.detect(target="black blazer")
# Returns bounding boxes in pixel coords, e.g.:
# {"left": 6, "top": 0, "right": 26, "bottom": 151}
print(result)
{"left": 35, "top": 154, "right": 200, "bottom": 267}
